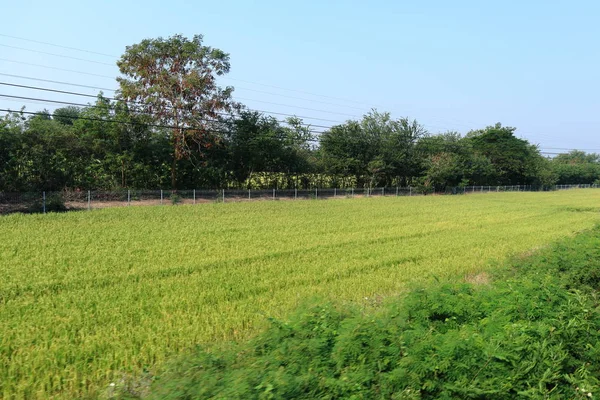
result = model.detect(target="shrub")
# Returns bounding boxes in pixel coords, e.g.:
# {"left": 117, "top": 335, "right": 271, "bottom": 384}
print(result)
{"left": 170, "top": 194, "right": 182, "bottom": 205}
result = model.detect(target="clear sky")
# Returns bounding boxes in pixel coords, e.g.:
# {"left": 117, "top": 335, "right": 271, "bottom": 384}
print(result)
{"left": 1, "top": 0, "right": 599, "bottom": 153}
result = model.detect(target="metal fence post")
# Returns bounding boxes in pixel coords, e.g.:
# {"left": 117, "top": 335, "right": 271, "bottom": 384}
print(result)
{"left": 88, "top": 190, "right": 91, "bottom": 210}
{"left": 160, "top": 189, "right": 163, "bottom": 205}
{"left": 42, "top": 191, "right": 46, "bottom": 214}
{"left": 193, "top": 189, "right": 196, "bottom": 205}
{"left": 127, "top": 189, "right": 130, "bottom": 206}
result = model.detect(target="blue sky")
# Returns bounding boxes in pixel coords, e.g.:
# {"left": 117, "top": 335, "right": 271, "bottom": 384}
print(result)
{"left": 1, "top": 0, "right": 599, "bottom": 152}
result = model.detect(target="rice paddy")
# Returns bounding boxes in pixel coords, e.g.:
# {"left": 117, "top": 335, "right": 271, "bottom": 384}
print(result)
{"left": 1, "top": 190, "right": 600, "bottom": 399}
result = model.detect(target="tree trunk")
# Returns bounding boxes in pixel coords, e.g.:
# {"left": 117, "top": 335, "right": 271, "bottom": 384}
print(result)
{"left": 171, "top": 153, "right": 177, "bottom": 190}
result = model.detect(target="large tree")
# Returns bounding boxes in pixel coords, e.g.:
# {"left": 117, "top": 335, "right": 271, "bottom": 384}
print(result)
{"left": 116, "top": 34, "right": 236, "bottom": 188}
{"left": 320, "top": 111, "right": 425, "bottom": 187}
{"left": 467, "top": 123, "right": 543, "bottom": 185}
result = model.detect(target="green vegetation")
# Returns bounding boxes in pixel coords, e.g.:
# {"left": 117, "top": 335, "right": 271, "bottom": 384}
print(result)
{"left": 149, "top": 222, "right": 600, "bottom": 399}
{"left": 1, "top": 190, "right": 600, "bottom": 398}
{"left": 2, "top": 34, "right": 599, "bottom": 193}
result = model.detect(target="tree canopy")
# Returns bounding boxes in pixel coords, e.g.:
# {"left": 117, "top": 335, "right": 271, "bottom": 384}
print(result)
{"left": 1, "top": 35, "right": 596, "bottom": 192}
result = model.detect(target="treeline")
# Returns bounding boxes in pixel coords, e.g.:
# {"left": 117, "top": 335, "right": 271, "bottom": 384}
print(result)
{"left": 1, "top": 96, "right": 598, "bottom": 191}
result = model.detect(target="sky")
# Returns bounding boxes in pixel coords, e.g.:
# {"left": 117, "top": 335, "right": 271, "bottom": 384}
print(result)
{"left": 1, "top": 0, "right": 599, "bottom": 153}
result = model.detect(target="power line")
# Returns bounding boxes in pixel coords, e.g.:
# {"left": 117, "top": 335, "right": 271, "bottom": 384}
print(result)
{"left": 0, "top": 73, "right": 115, "bottom": 92}
{"left": 0, "top": 58, "right": 115, "bottom": 79}
{"left": 234, "top": 96, "right": 360, "bottom": 118}
{"left": 0, "top": 95, "right": 329, "bottom": 137}
{"left": 0, "top": 33, "right": 374, "bottom": 106}
{"left": 0, "top": 93, "right": 223, "bottom": 125}
{"left": 0, "top": 33, "right": 116, "bottom": 58}
{"left": 0, "top": 108, "right": 325, "bottom": 142}
{"left": 0, "top": 45, "right": 368, "bottom": 111}
{"left": 0, "top": 44, "right": 116, "bottom": 67}
{"left": 540, "top": 147, "right": 600, "bottom": 152}
{"left": 0, "top": 65, "right": 358, "bottom": 122}
{"left": 0, "top": 82, "right": 339, "bottom": 129}
{"left": 0, "top": 73, "right": 348, "bottom": 123}
{"left": 233, "top": 86, "right": 367, "bottom": 111}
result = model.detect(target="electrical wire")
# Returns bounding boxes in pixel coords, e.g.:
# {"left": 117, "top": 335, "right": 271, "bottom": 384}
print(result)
{"left": 0, "top": 82, "right": 340, "bottom": 129}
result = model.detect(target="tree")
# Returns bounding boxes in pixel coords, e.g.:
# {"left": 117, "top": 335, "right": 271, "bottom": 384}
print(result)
{"left": 117, "top": 34, "right": 236, "bottom": 189}
{"left": 467, "top": 123, "right": 542, "bottom": 185}
{"left": 53, "top": 106, "right": 81, "bottom": 125}
{"left": 320, "top": 111, "right": 425, "bottom": 187}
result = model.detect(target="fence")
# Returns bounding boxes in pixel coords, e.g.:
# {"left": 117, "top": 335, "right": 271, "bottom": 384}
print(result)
{"left": 1, "top": 184, "right": 598, "bottom": 215}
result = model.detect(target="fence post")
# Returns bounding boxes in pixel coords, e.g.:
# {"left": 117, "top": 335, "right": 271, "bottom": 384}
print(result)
{"left": 127, "top": 189, "right": 130, "bottom": 206}
{"left": 160, "top": 190, "right": 163, "bottom": 205}
{"left": 88, "top": 190, "right": 91, "bottom": 210}
{"left": 193, "top": 189, "right": 196, "bottom": 205}
{"left": 43, "top": 191, "right": 46, "bottom": 214}
{"left": 223, "top": 189, "right": 225, "bottom": 203}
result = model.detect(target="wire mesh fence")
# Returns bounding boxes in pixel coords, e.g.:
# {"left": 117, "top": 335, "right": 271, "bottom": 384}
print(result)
{"left": 1, "top": 184, "right": 598, "bottom": 215}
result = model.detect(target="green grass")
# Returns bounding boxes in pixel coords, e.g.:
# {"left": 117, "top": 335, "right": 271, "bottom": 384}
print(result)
{"left": 1, "top": 190, "right": 600, "bottom": 399}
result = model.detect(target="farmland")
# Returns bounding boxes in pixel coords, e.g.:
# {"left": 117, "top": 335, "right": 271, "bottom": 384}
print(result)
{"left": 1, "top": 190, "right": 600, "bottom": 399}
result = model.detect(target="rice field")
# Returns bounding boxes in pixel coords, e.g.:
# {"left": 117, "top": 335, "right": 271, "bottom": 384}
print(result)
{"left": 1, "top": 190, "right": 600, "bottom": 399}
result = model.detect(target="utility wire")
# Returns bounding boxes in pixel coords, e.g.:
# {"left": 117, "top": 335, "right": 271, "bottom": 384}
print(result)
{"left": 0, "top": 58, "right": 115, "bottom": 78}
{"left": 0, "top": 33, "right": 374, "bottom": 106}
{"left": 0, "top": 108, "right": 325, "bottom": 142}
{"left": 0, "top": 44, "right": 116, "bottom": 66}
{"left": 0, "top": 96, "right": 328, "bottom": 137}
{"left": 0, "top": 73, "right": 347, "bottom": 124}
{"left": 0, "top": 64, "right": 358, "bottom": 121}
{"left": 0, "top": 33, "right": 116, "bottom": 58}
{"left": 0, "top": 82, "right": 338, "bottom": 129}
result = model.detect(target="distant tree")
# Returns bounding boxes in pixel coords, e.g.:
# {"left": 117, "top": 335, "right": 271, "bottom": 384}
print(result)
{"left": 320, "top": 111, "right": 425, "bottom": 187}
{"left": 550, "top": 150, "right": 600, "bottom": 184}
{"left": 467, "top": 123, "right": 543, "bottom": 185}
{"left": 553, "top": 150, "right": 600, "bottom": 164}
{"left": 53, "top": 106, "right": 81, "bottom": 125}
{"left": 117, "top": 34, "right": 237, "bottom": 188}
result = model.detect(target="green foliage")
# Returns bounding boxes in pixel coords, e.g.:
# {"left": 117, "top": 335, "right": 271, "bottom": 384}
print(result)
{"left": 147, "top": 224, "right": 600, "bottom": 400}
{"left": 319, "top": 110, "right": 425, "bottom": 187}
{"left": 467, "top": 123, "right": 545, "bottom": 185}
{"left": 52, "top": 106, "right": 81, "bottom": 125}
{"left": 170, "top": 194, "right": 182, "bottom": 205}
{"left": 117, "top": 34, "right": 237, "bottom": 189}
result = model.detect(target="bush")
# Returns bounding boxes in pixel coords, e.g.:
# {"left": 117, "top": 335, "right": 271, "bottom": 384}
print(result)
{"left": 170, "top": 194, "right": 182, "bottom": 205}
{"left": 143, "top": 227, "right": 600, "bottom": 399}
